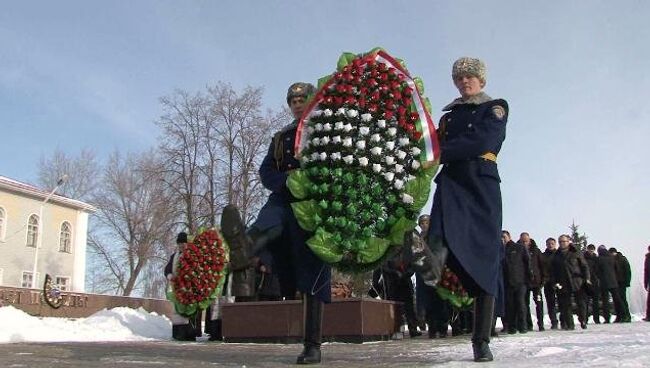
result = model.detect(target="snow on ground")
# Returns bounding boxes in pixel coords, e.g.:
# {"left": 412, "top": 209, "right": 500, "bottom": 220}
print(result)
{"left": 1, "top": 306, "right": 649, "bottom": 367}
{"left": 0, "top": 306, "right": 171, "bottom": 343}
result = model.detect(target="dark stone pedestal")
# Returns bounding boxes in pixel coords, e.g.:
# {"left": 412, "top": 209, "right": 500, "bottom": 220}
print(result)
{"left": 221, "top": 297, "right": 402, "bottom": 343}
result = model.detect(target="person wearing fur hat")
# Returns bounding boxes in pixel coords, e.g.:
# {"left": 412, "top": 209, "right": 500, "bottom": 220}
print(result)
{"left": 424, "top": 57, "right": 508, "bottom": 362}
{"left": 221, "top": 82, "right": 331, "bottom": 365}
{"left": 596, "top": 245, "right": 625, "bottom": 323}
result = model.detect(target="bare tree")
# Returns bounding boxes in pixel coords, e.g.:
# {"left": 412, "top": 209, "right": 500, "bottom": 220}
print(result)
{"left": 156, "top": 83, "right": 289, "bottom": 230}
{"left": 37, "top": 147, "right": 99, "bottom": 200}
{"left": 89, "top": 150, "right": 175, "bottom": 296}
{"left": 156, "top": 90, "right": 211, "bottom": 233}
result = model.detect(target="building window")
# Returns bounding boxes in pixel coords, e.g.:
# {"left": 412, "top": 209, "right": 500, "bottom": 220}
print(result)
{"left": 55, "top": 276, "right": 70, "bottom": 291}
{"left": 0, "top": 207, "right": 5, "bottom": 241}
{"left": 59, "top": 222, "right": 72, "bottom": 253}
{"left": 21, "top": 271, "right": 39, "bottom": 288}
{"left": 26, "top": 214, "right": 39, "bottom": 248}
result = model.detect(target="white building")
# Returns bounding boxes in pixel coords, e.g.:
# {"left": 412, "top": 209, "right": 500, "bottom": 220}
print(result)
{"left": 0, "top": 175, "right": 95, "bottom": 292}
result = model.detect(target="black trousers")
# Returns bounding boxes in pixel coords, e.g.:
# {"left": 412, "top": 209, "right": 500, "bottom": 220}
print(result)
{"left": 558, "top": 289, "right": 587, "bottom": 329}
{"left": 601, "top": 287, "right": 625, "bottom": 322}
{"left": 618, "top": 286, "right": 631, "bottom": 320}
{"left": 505, "top": 284, "right": 527, "bottom": 331}
{"left": 543, "top": 283, "right": 558, "bottom": 326}
{"left": 525, "top": 287, "right": 544, "bottom": 329}
{"left": 646, "top": 289, "right": 650, "bottom": 320}
{"left": 384, "top": 272, "right": 419, "bottom": 331}
{"left": 586, "top": 287, "right": 601, "bottom": 323}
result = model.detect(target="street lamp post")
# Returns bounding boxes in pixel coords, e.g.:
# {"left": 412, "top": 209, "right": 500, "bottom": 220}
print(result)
{"left": 31, "top": 175, "right": 68, "bottom": 289}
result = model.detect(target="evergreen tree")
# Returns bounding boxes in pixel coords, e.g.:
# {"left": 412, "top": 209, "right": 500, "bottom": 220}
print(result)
{"left": 569, "top": 220, "right": 588, "bottom": 251}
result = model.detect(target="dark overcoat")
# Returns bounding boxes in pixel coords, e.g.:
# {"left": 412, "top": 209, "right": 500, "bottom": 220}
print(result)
{"left": 253, "top": 121, "right": 331, "bottom": 303}
{"left": 597, "top": 249, "right": 619, "bottom": 290}
{"left": 428, "top": 92, "right": 508, "bottom": 297}
{"left": 550, "top": 245, "right": 590, "bottom": 292}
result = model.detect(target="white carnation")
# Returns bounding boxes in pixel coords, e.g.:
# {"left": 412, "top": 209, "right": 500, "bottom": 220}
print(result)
{"left": 394, "top": 179, "right": 404, "bottom": 190}
{"left": 331, "top": 152, "right": 342, "bottom": 161}
{"left": 332, "top": 135, "right": 342, "bottom": 144}
{"left": 385, "top": 156, "right": 395, "bottom": 165}
{"left": 377, "top": 119, "right": 386, "bottom": 128}
{"left": 311, "top": 137, "right": 320, "bottom": 146}
{"left": 384, "top": 172, "right": 395, "bottom": 182}
{"left": 394, "top": 164, "right": 404, "bottom": 173}
{"left": 387, "top": 127, "right": 397, "bottom": 136}
{"left": 411, "top": 147, "right": 422, "bottom": 156}
{"left": 319, "top": 152, "right": 328, "bottom": 161}
{"left": 356, "top": 140, "right": 366, "bottom": 150}
{"left": 398, "top": 137, "right": 410, "bottom": 146}
{"left": 370, "top": 146, "right": 383, "bottom": 156}
{"left": 402, "top": 193, "right": 414, "bottom": 204}
{"left": 411, "top": 160, "right": 421, "bottom": 170}
{"left": 361, "top": 113, "right": 373, "bottom": 122}
{"left": 372, "top": 164, "right": 382, "bottom": 173}
{"left": 315, "top": 123, "right": 323, "bottom": 132}
{"left": 342, "top": 137, "right": 353, "bottom": 147}
{"left": 323, "top": 109, "right": 333, "bottom": 117}
{"left": 359, "top": 126, "right": 370, "bottom": 135}
{"left": 358, "top": 157, "right": 369, "bottom": 166}
{"left": 323, "top": 123, "right": 332, "bottom": 132}
{"left": 370, "top": 133, "right": 381, "bottom": 143}
{"left": 310, "top": 110, "right": 322, "bottom": 118}
{"left": 307, "top": 126, "right": 315, "bottom": 134}
{"left": 385, "top": 141, "right": 395, "bottom": 150}
{"left": 346, "top": 109, "right": 359, "bottom": 118}
{"left": 336, "top": 107, "right": 346, "bottom": 116}
{"left": 311, "top": 152, "right": 319, "bottom": 161}
{"left": 396, "top": 150, "right": 407, "bottom": 160}
{"left": 301, "top": 155, "right": 310, "bottom": 164}
{"left": 320, "top": 136, "right": 330, "bottom": 145}
{"left": 334, "top": 121, "right": 344, "bottom": 130}
{"left": 343, "top": 155, "right": 354, "bottom": 164}
{"left": 343, "top": 123, "right": 353, "bottom": 132}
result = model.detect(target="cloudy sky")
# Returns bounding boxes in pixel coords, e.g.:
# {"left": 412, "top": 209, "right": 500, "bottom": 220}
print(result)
{"left": 2, "top": 1, "right": 648, "bottom": 307}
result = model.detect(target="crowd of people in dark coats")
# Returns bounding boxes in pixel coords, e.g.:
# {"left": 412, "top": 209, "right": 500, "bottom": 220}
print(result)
{"left": 372, "top": 226, "right": 647, "bottom": 339}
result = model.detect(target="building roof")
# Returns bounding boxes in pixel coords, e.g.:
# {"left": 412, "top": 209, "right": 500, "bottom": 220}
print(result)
{"left": 0, "top": 175, "right": 96, "bottom": 213}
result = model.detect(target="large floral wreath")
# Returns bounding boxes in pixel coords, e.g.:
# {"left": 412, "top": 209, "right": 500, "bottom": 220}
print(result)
{"left": 166, "top": 228, "right": 228, "bottom": 317}
{"left": 288, "top": 48, "right": 440, "bottom": 272}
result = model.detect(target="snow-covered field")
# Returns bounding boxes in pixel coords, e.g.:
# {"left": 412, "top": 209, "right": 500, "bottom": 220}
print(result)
{"left": 1, "top": 306, "right": 649, "bottom": 367}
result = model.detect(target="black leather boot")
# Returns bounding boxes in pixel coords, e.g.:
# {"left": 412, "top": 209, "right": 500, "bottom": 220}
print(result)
{"left": 471, "top": 295, "right": 495, "bottom": 362}
{"left": 296, "top": 295, "right": 323, "bottom": 364}
{"left": 207, "top": 319, "right": 223, "bottom": 341}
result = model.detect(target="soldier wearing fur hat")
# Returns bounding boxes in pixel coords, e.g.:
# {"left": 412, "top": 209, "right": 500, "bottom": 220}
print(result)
{"left": 425, "top": 57, "right": 508, "bottom": 362}
{"left": 221, "top": 82, "right": 331, "bottom": 365}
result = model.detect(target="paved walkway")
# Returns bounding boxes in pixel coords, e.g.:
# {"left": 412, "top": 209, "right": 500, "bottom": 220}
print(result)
{"left": 0, "top": 335, "right": 466, "bottom": 368}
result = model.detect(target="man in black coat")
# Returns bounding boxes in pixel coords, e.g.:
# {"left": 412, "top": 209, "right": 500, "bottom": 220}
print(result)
{"left": 550, "top": 235, "right": 590, "bottom": 330}
{"left": 643, "top": 245, "right": 650, "bottom": 322}
{"left": 610, "top": 247, "right": 632, "bottom": 322}
{"left": 519, "top": 233, "right": 545, "bottom": 331}
{"left": 583, "top": 244, "right": 601, "bottom": 324}
{"left": 541, "top": 238, "right": 559, "bottom": 329}
{"left": 597, "top": 245, "right": 625, "bottom": 323}
{"left": 503, "top": 230, "right": 530, "bottom": 334}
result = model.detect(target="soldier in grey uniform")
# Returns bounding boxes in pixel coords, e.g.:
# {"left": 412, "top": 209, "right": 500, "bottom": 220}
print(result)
{"left": 221, "top": 82, "right": 331, "bottom": 365}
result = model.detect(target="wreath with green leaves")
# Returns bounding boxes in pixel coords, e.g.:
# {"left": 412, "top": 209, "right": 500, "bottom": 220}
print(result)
{"left": 289, "top": 48, "right": 440, "bottom": 272}
{"left": 166, "top": 228, "right": 228, "bottom": 317}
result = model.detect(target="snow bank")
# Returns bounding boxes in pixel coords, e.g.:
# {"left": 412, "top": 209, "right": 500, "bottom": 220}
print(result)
{"left": 0, "top": 306, "right": 171, "bottom": 343}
